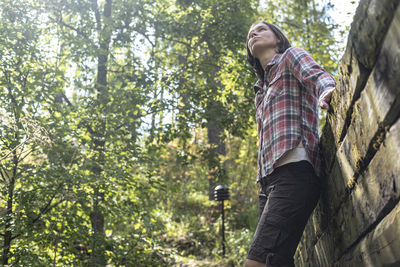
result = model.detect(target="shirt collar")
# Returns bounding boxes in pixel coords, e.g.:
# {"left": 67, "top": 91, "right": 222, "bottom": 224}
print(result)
{"left": 253, "top": 80, "right": 263, "bottom": 94}
{"left": 265, "top": 53, "right": 282, "bottom": 70}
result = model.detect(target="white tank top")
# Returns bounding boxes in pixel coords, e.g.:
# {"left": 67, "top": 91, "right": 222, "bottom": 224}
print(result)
{"left": 275, "top": 141, "right": 311, "bottom": 167}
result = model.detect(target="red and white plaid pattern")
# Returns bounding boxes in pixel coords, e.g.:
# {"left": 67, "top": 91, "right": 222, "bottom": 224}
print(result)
{"left": 254, "top": 47, "right": 335, "bottom": 181}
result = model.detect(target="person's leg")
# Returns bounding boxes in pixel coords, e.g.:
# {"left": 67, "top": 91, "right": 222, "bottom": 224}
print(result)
{"left": 246, "top": 178, "right": 277, "bottom": 266}
{"left": 245, "top": 161, "right": 321, "bottom": 266}
{"left": 246, "top": 172, "right": 287, "bottom": 266}
{"left": 266, "top": 162, "right": 320, "bottom": 264}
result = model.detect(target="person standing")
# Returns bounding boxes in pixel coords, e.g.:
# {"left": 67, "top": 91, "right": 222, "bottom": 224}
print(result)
{"left": 244, "top": 21, "right": 335, "bottom": 267}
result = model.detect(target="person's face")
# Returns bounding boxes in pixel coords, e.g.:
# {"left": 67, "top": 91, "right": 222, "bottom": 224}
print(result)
{"left": 247, "top": 23, "right": 279, "bottom": 58}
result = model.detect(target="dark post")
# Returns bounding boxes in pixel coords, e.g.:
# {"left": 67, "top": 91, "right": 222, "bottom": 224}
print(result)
{"left": 214, "top": 185, "right": 230, "bottom": 257}
{"left": 221, "top": 199, "right": 225, "bottom": 256}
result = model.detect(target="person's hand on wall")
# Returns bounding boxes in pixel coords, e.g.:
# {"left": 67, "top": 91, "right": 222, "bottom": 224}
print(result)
{"left": 319, "top": 88, "right": 335, "bottom": 110}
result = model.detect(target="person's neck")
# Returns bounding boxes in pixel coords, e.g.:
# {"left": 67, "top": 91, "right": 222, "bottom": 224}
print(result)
{"left": 258, "top": 49, "right": 278, "bottom": 70}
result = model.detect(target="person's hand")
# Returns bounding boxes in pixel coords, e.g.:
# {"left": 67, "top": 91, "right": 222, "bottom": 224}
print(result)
{"left": 319, "top": 88, "right": 335, "bottom": 110}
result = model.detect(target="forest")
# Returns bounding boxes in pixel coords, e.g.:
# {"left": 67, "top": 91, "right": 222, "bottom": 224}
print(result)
{"left": 0, "top": 0, "right": 351, "bottom": 265}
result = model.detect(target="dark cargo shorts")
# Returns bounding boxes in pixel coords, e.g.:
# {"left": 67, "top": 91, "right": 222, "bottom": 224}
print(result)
{"left": 247, "top": 160, "right": 321, "bottom": 266}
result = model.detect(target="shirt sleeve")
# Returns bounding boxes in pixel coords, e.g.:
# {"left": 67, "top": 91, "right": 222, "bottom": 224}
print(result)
{"left": 286, "top": 47, "right": 336, "bottom": 98}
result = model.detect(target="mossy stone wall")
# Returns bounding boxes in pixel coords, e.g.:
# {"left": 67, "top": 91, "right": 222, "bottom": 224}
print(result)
{"left": 295, "top": 0, "right": 400, "bottom": 265}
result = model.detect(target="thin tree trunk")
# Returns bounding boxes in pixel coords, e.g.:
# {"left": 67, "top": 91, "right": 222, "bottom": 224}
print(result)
{"left": 204, "top": 43, "right": 226, "bottom": 200}
{"left": 2, "top": 154, "right": 16, "bottom": 266}
{"left": 207, "top": 102, "right": 226, "bottom": 200}
{"left": 150, "top": 89, "right": 157, "bottom": 140}
{"left": 158, "top": 86, "right": 164, "bottom": 142}
{"left": 89, "top": 0, "right": 112, "bottom": 266}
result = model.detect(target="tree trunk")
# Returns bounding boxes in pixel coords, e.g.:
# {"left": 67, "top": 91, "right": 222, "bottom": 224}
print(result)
{"left": 207, "top": 101, "right": 226, "bottom": 200}
{"left": 2, "top": 152, "right": 16, "bottom": 265}
{"left": 89, "top": 0, "right": 112, "bottom": 266}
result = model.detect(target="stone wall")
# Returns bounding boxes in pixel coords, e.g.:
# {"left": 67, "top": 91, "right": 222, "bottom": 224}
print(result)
{"left": 295, "top": 0, "right": 400, "bottom": 266}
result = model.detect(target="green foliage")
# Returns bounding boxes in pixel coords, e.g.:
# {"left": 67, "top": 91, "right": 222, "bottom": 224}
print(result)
{"left": 0, "top": 0, "right": 341, "bottom": 265}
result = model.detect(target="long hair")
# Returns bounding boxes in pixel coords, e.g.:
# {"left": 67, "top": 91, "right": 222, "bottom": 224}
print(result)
{"left": 246, "top": 22, "right": 291, "bottom": 80}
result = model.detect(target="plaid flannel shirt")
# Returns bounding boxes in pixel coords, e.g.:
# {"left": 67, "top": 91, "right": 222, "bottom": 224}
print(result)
{"left": 254, "top": 47, "right": 336, "bottom": 181}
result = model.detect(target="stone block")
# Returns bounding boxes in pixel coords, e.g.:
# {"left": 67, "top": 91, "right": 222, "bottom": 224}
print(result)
{"left": 295, "top": 238, "right": 318, "bottom": 267}
{"left": 295, "top": 201, "right": 326, "bottom": 264}
{"left": 371, "top": 4, "right": 400, "bottom": 127}
{"left": 298, "top": 118, "right": 400, "bottom": 266}
{"left": 335, "top": 5, "right": 400, "bottom": 183}
{"left": 335, "top": 140, "right": 357, "bottom": 187}
{"left": 297, "top": 187, "right": 349, "bottom": 265}
{"left": 320, "top": 121, "right": 336, "bottom": 173}
{"left": 337, "top": 201, "right": 400, "bottom": 266}
{"left": 311, "top": 200, "right": 328, "bottom": 234}
{"left": 294, "top": 237, "right": 308, "bottom": 266}
{"left": 323, "top": 0, "right": 400, "bottom": 146}
{"left": 326, "top": 46, "right": 369, "bottom": 145}
{"left": 313, "top": 224, "right": 341, "bottom": 266}
{"left": 349, "top": 0, "right": 400, "bottom": 70}
{"left": 324, "top": 156, "right": 351, "bottom": 215}
{"left": 331, "top": 117, "right": 400, "bottom": 259}
{"left": 360, "top": 117, "right": 400, "bottom": 200}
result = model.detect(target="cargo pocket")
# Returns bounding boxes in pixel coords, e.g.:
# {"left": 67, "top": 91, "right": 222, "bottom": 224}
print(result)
{"left": 256, "top": 225, "right": 281, "bottom": 250}
{"left": 264, "top": 212, "right": 290, "bottom": 249}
